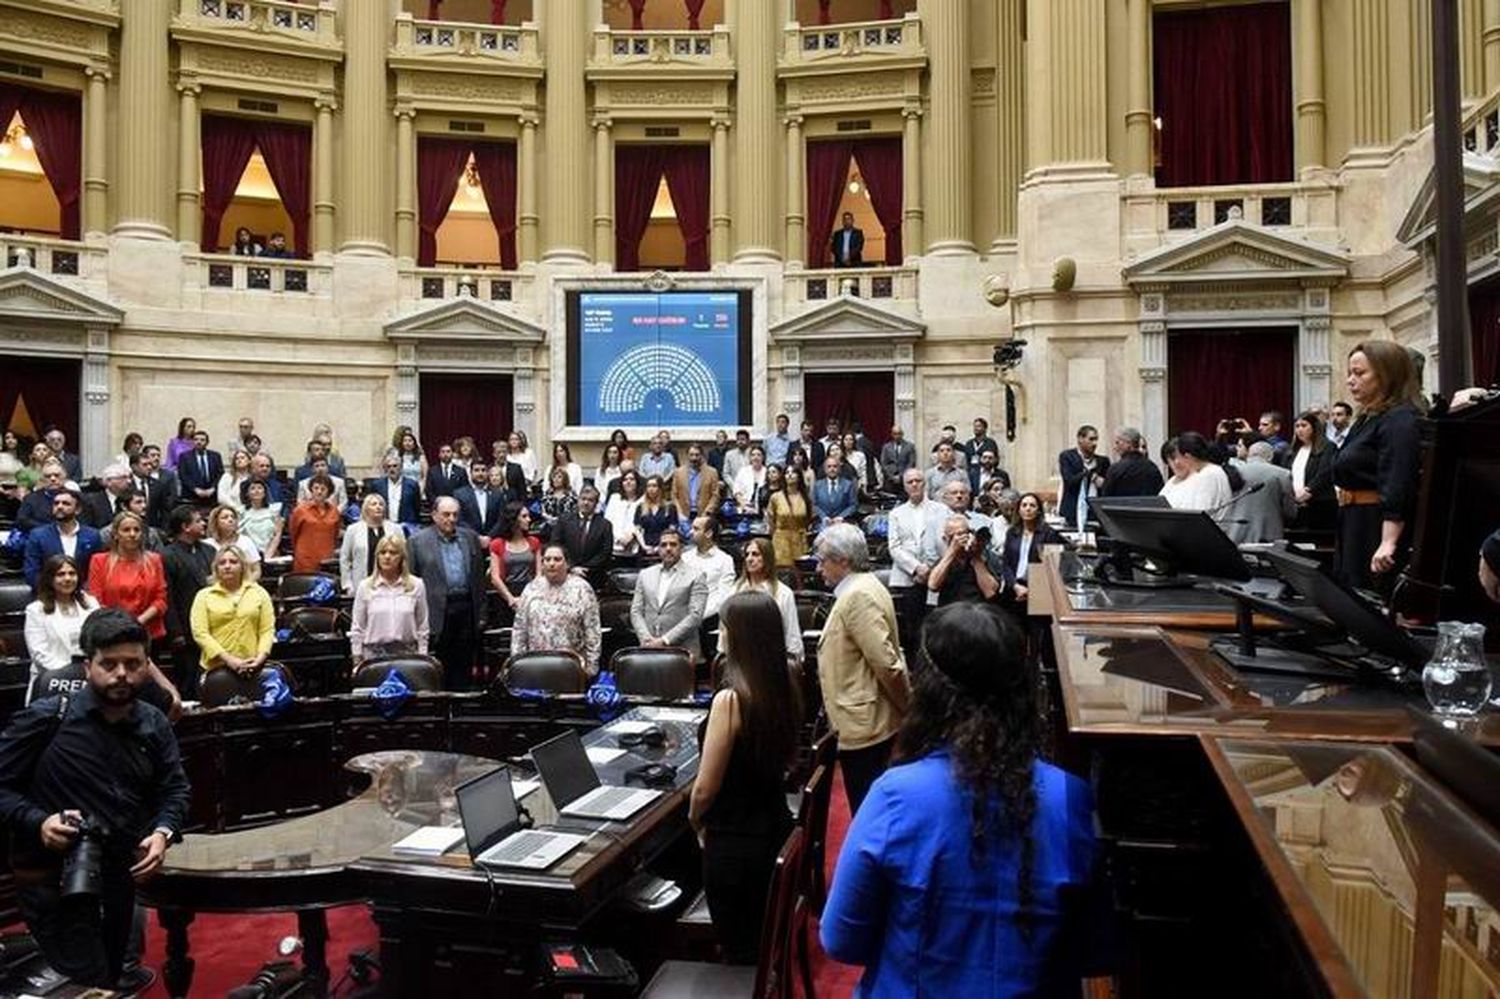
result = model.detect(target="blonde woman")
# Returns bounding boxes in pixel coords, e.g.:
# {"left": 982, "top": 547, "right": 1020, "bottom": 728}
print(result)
{"left": 87, "top": 510, "right": 168, "bottom": 645}
{"left": 205, "top": 503, "right": 262, "bottom": 575}
{"left": 718, "top": 537, "right": 801, "bottom": 663}
{"left": 217, "top": 448, "right": 253, "bottom": 511}
{"left": 339, "top": 493, "right": 390, "bottom": 594}
{"left": 349, "top": 534, "right": 429, "bottom": 661}
{"left": 190, "top": 545, "right": 275, "bottom": 674}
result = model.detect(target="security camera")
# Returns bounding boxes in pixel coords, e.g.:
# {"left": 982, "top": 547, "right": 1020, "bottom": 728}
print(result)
{"left": 993, "top": 340, "right": 1027, "bottom": 371}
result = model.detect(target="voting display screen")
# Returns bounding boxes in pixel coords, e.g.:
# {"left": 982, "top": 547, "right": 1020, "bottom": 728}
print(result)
{"left": 565, "top": 290, "right": 752, "bottom": 428}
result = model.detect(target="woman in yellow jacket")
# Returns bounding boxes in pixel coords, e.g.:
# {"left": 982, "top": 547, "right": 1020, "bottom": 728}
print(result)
{"left": 190, "top": 545, "right": 275, "bottom": 674}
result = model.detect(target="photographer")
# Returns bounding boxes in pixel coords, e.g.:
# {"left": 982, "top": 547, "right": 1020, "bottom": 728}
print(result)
{"left": 0, "top": 609, "right": 189, "bottom": 989}
{"left": 927, "top": 515, "right": 1001, "bottom": 606}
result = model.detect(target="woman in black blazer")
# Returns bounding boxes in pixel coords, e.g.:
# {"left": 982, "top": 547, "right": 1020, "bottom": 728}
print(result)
{"left": 999, "top": 492, "right": 1068, "bottom": 661}
{"left": 1283, "top": 411, "right": 1337, "bottom": 533}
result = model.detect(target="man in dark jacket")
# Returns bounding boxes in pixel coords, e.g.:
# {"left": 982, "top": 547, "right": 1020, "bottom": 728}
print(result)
{"left": 160, "top": 506, "right": 214, "bottom": 697}
{"left": 1099, "top": 426, "right": 1164, "bottom": 499}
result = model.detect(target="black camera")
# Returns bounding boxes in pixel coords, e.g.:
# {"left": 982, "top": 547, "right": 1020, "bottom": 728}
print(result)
{"left": 60, "top": 815, "right": 110, "bottom": 897}
{"left": 972, "top": 525, "right": 993, "bottom": 550}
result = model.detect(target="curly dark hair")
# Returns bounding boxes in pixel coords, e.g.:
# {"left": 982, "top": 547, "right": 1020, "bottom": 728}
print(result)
{"left": 897, "top": 603, "right": 1038, "bottom": 931}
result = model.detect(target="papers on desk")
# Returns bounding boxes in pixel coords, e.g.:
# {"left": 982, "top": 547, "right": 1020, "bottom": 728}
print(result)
{"left": 645, "top": 707, "right": 705, "bottom": 723}
{"left": 392, "top": 825, "right": 465, "bottom": 857}
{"left": 586, "top": 746, "right": 627, "bottom": 765}
{"left": 608, "top": 720, "right": 658, "bottom": 736}
{"left": 511, "top": 778, "right": 540, "bottom": 798}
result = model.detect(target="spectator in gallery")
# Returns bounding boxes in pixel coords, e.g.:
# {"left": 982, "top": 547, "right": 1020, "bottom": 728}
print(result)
{"left": 407, "top": 496, "right": 488, "bottom": 690}
{"left": 638, "top": 433, "right": 678, "bottom": 479}
{"left": 295, "top": 457, "right": 348, "bottom": 510}
{"left": 41, "top": 428, "right": 82, "bottom": 484}
{"left": 366, "top": 451, "right": 421, "bottom": 527}
{"left": 165, "top": 417, "right": 197, "bottom": 471}
{"left": 22, "top": 555, "right": 99, "bottom": 698}
{"left": 511, "top": 544, "right": 602, "bottom": 675}
{"left": 87, "top": 511, "right": 168, "bottom": 647}
{"left": 1058, "top": 424, "right": 1109, "bottom": 532}
{"left": 540, "top": 466, "right": 579, "bottom": 528}
{"left": 215, "top": 449, "right": 253, "bottom": 512}
{"left": 455, "top": 459, "right": 504, "bottom": 540}
{"left": 630, "top": 528, "right": 708, "bottom": 662}
{"left": 177, "top": 430, "right": 225, "bottom": 508}
{"left": 393, "top": 427, "right": 427, "bottom": 488}
{"left": 815, "top": 456, "right": 858, "bottom": 525}
{"left": 505, "top": 431, "right": 540, "bottom": 487}
{"left": 15, "top": 439, "right": 52, "bottom": 494}
{"left": 830, "top": 210, "right": 865, "bottom": 267}
{"left": 549, "top": 443, "right": 584, "bottom": 495}
{"left": 767, "top": 464, "right": 812, "bottom": 567}
{"left": 764, "top": 413, "right": 793, "bottom": 467}
{"left": 787, "top": 447, "right": 815, "bottom": 495}
{"left": 605, "top": 470, "right": 644, "bottom": 554}
{"left": 968, "top": 447, "right": 1011, "bottom": 499}
{"left": 426, "top": 442, "right": 465, "bottom": 501}
{"left": 595, "top": 443, "right": 625, "bottom": 496}
{"left": 230, "top": 226, "right": 261, "bottom": 257}
{"left": 348, "top": 534, "right": 430, "bottom": 662}
{"left": 671, "top": 444, "right": 722, "bottom": 523}
{"left": 1100, "top": 427, "right": 1165, "bottom": 499}
{"left": 190, "top": 546, "right": 275, "bottom": 674}
{"left": 963, "top": 417, "right": 1000, "bottom": 464}
{"left": 732, "top": 445, "right": 769, "bottom": 515}
{"left": 488, "top": 501, "right": 541, "bottom": 614}
{"left": 879, "top": 424, "right": 917, "bottom": 493}
{"left": 23, "top": 485, "right": 103, "bottom": 591}
{"left": 0, "top": 429, "right": 25, "bottom": 487}
{"left": 238, "top": 480, "right": 283, "bottom": 557}
{"left": 289, "top": 475, "right": 341, "bottom": 573}
{"left": 925, "top": 442, "right": 967, "bottom": 501}
{"left": 339, "top": 494, "right": 391, "bottom": 595}
{"left": 260, "top": 231, "right": 293, "bottom": 259}
{"left": 634, "top": 475, "right": 678, "bottom": 555}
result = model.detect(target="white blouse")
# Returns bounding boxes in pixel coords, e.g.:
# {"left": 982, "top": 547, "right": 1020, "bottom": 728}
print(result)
{"left": 217, "top": 472, "right": 250, "bottom": 511}
{"left": 733, "top": 465, "right": 768, "bottom": 510}
{"left": 1159, "top": 462, "right": 1233, "bottom": 517}
{"left": 22, "top": 596, "right": 99, "bottom": 701}
{"left": 718, "top": 579, "right": 802, "bottom": 662}
{"left": 1291, "top": 447, "right": 1311, "bottom": 494}
{"left": 550, "top": 462, "right": 584, "bottom": 494}
{"left": 605, "top": 494, "right": 642, "bottom": 551}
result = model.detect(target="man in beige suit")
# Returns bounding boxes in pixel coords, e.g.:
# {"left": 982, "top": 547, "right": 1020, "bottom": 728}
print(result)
{"left": 815, "top": 522, "right": 910, "bottom": 815}
{"left": 630, "top": 527, "right": 709, "bottom": 661}
{"left": 670, "top": 444, "right": 722, "bottom": 523}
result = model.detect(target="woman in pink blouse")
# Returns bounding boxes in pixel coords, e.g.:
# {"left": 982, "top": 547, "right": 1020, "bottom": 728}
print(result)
{"left": 349, "top": 534, "right": 430, "bottom": 661}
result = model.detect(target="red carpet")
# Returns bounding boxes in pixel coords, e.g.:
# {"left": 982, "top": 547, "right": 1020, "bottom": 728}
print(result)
{"left": 128, "top": 770, "right": 862, "bottom": 996}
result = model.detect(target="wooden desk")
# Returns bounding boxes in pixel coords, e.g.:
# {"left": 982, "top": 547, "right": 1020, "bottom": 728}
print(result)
{"left": 1040, "top": 550, "right": 1278, "bottom": 630}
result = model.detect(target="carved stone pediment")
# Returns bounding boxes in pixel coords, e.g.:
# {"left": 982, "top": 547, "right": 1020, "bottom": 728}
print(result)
{"left": 1123, "top": 220, "right": 1349, "bottom": 288}
{"left": 1396, "top": 151, "right": 1500, "bottom": 246}
{"left": 770, "top": 295, "right": 925, "bottom": 343}
{"left": 384, "top": 297, "right": 545, "bottom": 345}
{"left": 0, "top": 267, "right": 123, "bottom": 326}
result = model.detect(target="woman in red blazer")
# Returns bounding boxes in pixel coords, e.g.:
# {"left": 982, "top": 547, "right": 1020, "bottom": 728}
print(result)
{"left": 89, "top": 510, "right": 168, "bottom": 644}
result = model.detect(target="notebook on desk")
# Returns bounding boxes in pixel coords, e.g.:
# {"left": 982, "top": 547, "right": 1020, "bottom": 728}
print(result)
{"left": 530, "top": 730, "right": 662, "bottom": 821}
{"left": 455, "top": 766, "right": 586, "bottom": 871}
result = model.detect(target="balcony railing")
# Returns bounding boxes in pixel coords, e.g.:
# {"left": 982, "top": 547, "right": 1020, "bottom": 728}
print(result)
{"left": 399, "top": 265, "right": 534, "bottom": 305}
{"left": 1122, "top": 180, "right": 1339, "bottom": 252}
{"left": 590, "top": 27, "right": 731, "bottom": 68}
{"left": 189, "top": 253, "right": 331, "bottom": 296}
{"left": 785, "top": 265, "right": 917, "bottom": 306}
{"left": 1463, "top": 90, "right": 1500, "bottom": 157}
{"left": 392, "top": 14, "right": 539, "bottom": 63}
{"left": 177, "top": 0, "right": 337, "bottom": 43}
{"left": 782, "top": 13, "right": 923, "bottom": 66}
{"left": 0, "top": 234, "right": 106, "bottom": 283}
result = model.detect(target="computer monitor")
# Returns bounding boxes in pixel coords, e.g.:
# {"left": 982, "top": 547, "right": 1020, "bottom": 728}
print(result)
{"left": 530, "top": 731, "right": 600, "bottom": 809}
{"left": 1087, "top": 495, "right": 1170, "bottom": 535}
{"left": 455, "top": 766, "right": 519, "bottom": 859}
{"left": 1091, "top": 503, "right": 1252, "bottom": 583}
{"left": 1259, "top": 548, "right": 1429, "bottom": 669}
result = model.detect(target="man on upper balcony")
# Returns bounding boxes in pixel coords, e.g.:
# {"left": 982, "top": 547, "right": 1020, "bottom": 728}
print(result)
{"left": 261, "top": 232, "right": 293, "bottom": 260}
{"left": 830, "top": 211, "right": 865, "bottom": 268}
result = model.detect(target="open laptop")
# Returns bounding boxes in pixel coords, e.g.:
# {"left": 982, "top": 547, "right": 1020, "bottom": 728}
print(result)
{"left": 530, "top": 730, "right": 663, "bottom": 821}
{"left": 455, "top": 766, "right": 587, "bottom": 870}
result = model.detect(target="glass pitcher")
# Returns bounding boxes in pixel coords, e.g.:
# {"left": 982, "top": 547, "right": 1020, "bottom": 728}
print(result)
{"left": 1421, "top": 622, "right": 1493, "bottom": 718}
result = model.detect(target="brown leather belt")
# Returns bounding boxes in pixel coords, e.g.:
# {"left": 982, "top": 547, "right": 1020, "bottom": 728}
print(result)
{"left": 1336, "top": 488, "right": 1380, "bottom": 507}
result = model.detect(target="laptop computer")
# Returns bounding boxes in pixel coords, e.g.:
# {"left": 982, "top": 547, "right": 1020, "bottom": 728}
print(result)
{"left": 455, "top": 766, "right": 587, "bottom": 871}
{"left": 530, "top": 730, "right": 663, "bottom": 821}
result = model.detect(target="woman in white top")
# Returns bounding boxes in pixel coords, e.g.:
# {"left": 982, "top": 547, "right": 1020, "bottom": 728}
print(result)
{"left": 217, "top": 449, "right": 253, "bottom": 511}
{"left": 507, "top": 431, "right": 540, "bottom": 486}
{"left": 605, "top": 469, "right": 644, "bottom": 554}
{"left": 239, "top": 480, "right": 285, "bottom": 556}
{"left": 732, "top": 445, "right": 769, "bottom": 514}
{"left": 1158, "top": 432, "right": 1233, "bottom": 515}
{"left": 392, "top": 427, "right": 427, "bottom": 488}
{"left": 595, "top": 443, "right": 625, "bottom": 495}
{"left": 718, "top": 537, "right": 802, "bottom": 664}
{"left": 841, "top": 432, "right": 871, "bottom": 491}
{"left": 349, "top": 534, "right": 429, "bottom": 661}
{"left": 549, "top": 442, "right": 585, "bottom": 495}
{"left": 205, "top": 503, "right": 263, "bottom": 575}
{"left": 339, "top": 493, "right": 390, "bottom": 594}
{"left": 22, "top": 554, "right": 98, "bottom": 702}
{"left": 453, "top": 436, "right": 478, "bottom": 472}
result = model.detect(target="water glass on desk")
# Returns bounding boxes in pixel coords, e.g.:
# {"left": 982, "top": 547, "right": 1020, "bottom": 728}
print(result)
{"left": 1422, "top": 621, "right": 1493, "bottom": 721}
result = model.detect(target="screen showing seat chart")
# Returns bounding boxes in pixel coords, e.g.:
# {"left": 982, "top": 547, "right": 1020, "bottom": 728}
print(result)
{"left": 569, "top": 290, "right": 750, "bottom": 427}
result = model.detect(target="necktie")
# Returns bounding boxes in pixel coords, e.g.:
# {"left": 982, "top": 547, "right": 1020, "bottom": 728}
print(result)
{"left": 199, "top": 454, "right": 208, "bottom": 481}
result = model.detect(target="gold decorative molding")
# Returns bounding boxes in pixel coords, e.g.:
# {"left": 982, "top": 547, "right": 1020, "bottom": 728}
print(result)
{"left": 605, "top": 81, "right": 716, "bottom": 106}
{"left": 797, "top": 73, "right": 904, "bottom": 102}
{"left": 0, "top": 8, "right": 94, "bottom": 49}
{"left": 193, "top": 47, "right": 319, "bottom": 84}
{"left": 407, "top": 71, "right": 523, "bottom": 104}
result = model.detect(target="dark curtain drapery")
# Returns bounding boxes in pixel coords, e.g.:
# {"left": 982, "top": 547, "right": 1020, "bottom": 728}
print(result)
{"left": 1470, "top": 279, "right": 1500, "bottom": 388}
{"left": 0, "top": 89, "right": 21, "bottom": 138}
{"left": 0, "top": 355, "right": 79, "bottom": 447}
{"left": 1152, "top": 2, "right": 1293, "bottom": 187}
{"left": 416, "top": 137, "right": 473, "bottom": 267}
{"left": 15, "top": 89, "right": 81, "bottom": 240}
{"left": 817, "top": 0, "right": 832, "bottom": 25}
{"left": 614, "top": 144, "right": 667, "bottom": 271}
{"left": 471, "top": 141, "right": 520, "bottom": 270}
{"left": 427, "top": 0, "right": 441, "bottom": 20}
{"left": 852, "top": 137, "right": 903, "bottom": 265}
{"left": 1167, "top": 329, "right": 1296, "bottom": 439}
{"left": 419, "top": 373, "right": 513, "bottom": 464}
{"left": 879, "top": 0, "right": 894, "bottom": 18}
{"left": 685, "top": 0, "right": 706, "bottom": 28}
{"left": 628, "top": 0, "right": 647, "bottom": 29}
{"left": 199, "top": 115, "right": 259, "bottom": 253}
{"left": 491, "top": 0, "right": 507, "bottom": 24}
{"left": 660, "top": 145, "right": 710, "bottom": 271}
{"left": 252, "top": 118, "right": 312, "bottom": 255}
{"left": 803, "top": 373, "right": 895, "bottom": 451}
{"left": 806, "top": 140, "right": 854, "bottom": 267}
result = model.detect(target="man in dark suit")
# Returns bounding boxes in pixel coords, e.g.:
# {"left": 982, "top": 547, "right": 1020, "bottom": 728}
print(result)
{"left": 453, "top": 459, "right": 503, "bottom": 540}
{"left": 365, "top": 452, "right": 421, "bottom": 526}
{"left": 42, "top": 427, "right": 83, "bottom": 482}
{"left": 161, "top": 505, "right": 214, "bottom": 697}
{"left": 554, "top": 485, "right": 613, "bottom": 579}
{"left": 878, "top": 425, "right": 917, "bottom": 493}
{"left": 406, "top": 496, "right": 488, "bottom": 691}
{"left": 81, "top": 463, "right": 135, "bottom": 529}
{"left": 22, "top": 488, "right": 103, "bottom": 590}
{"left": 962, "top": 417, "right": 1000, "bottom": 465}
{"left": 425, "top": 443, "right": 466, "bottom": 501}
{"left": 245, "top": 453, "right": 284, "bottom": 506}
{"left": 967, "top": 448, "right": 1011, "bottom": 498}
{"left": 126, "top": 451, "right": 171, "bottom": 529}
{"left": 1100, "top": 426, "right": 1165, "bottom": 498}
{"left": 1058, "top": 424, "right": 1109, "bottom": 532}
{"left": 141, "top": 445, "right": 181, "bottom": 510}
{"left": 794, "top": 421, "right": 825, "bottom": 471}
{"left": 830, "top": 211, "right": 865, "bottom": 268}
{"left": 814, "top": 456, "right": 858, "bottom": 524}
{"left": 176, "top": 431, "right": 223, "bottom": 507}
{"left": 15, "top": 461, "right": 67, "bottom": 532}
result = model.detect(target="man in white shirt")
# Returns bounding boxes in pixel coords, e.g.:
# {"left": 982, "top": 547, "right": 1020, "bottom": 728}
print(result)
{"left": 1327, "top": 400, "right": 1353, "bottom": 448}
{"left": 720, "top": 429, "right": 752, "bottom": 485}
{"left": 887, "top": 468, "right": 948, "bottom": 659}
{"left": 295, "top": 457, "right": 348, "bottom": 509}
{"left": 630, "top": 528, "right": 708, "bottom": 661}
{"left": 681, "top": 515, "right": 737, "bottom": 620}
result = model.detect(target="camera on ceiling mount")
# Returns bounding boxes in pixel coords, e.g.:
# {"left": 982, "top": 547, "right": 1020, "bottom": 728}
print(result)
{"left": 993, "top": 340, "right": 1027, "bottom": 372}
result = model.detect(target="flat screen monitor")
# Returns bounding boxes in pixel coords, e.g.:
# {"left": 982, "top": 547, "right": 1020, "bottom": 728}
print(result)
{"left": 1259, "top": 548, "right": 1429, "bottom": 669}
{"left": 1088, "top": 495, "right": 1170, "bottom": 534}
{"left": 1091, "top": 504, "right": 1252, "bottom": 582}
{"left": 565, "top": 290, "right": 753, "bottom": 428}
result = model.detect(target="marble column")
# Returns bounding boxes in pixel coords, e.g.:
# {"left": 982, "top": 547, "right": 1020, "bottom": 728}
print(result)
{"left": 394, "top": 105, "right": 416, "bottom": 260}
{"left": 82, "top": 66, "right": 109, "bottom": 239}
{"left": 314, "top": 95, "right": 337, "bottom": 256}
{"left": 710, "top": 116, "right": 731, "bottom": 266}
{"left": 81, "top": 327, "right": 112, "bottom": 476}
{"left": 733, "top": 0, "right": 781, "bottom": 262}
{"left": 114, "top": 0, "right": 174, "bottom": 239}
{"left": 542, "top": 0, "right": 590, "bottom": 264}
{"left": 518, "top": 115, "right": 539, "bottom": 264}
{"left": 593, "top": 117, "right": 614, "bottom": 267}
{"left": 1350, "top": 0, "right": 1391, "bottom": 147}
{"left": 175, "top": 81, "right": 201, "bottom": 247}
{"left": 783, "top": 114, "right": 805, "bottom": 267}
{"left": 918, "top": 0, "right": 973, "bottom": 254}
{"left": 340, "top": 0, "right": 390, "bottom": 254}
{"left": 1025, "top": 0, "right": 1108, "bottom": 174}
{"left": 1294, "top": 0, "right": 1326, "bottom": 172}
{"left": 901, "top": 107, "right": 923, "bottom": 263}
{"left": 993, "top": 0, "right": 1024, "bottom": 244}
{"left": 1124, "top": 0, "right": 1153, "bottom": 177}
{"left": 1485, "top": 0, "right": 1500, "bottom": 92}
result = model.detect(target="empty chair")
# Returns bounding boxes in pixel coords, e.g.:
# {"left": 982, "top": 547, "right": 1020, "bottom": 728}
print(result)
{"left": 611, "top": 646, "right": 694, "bottom": 700}
{"left": 276, "top": 572, "right": 338, "bottom": 604}
{"left": 0, "top": 579, "right": 32, "bottom": 617}
{"left": 502, "top": 650, "right": 589, "bottom": 695}
{"left": 278, "top": 605, "right": 349, "bottom": 639}
{"left": 200, "top": 662, "right": 295, "bottom": 709}
{"left": 606, "top": 567, "right": 640, "bottom": 595}
{"left": 350, "top": 654, "right": 443, "bottom": 692}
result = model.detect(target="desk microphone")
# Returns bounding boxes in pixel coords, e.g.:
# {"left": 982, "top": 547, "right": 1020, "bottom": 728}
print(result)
{"left": 1205, "top": 481, "right": 1265, "bottom": 515}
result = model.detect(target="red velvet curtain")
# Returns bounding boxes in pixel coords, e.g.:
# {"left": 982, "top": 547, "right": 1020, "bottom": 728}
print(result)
{"left": 806, "top": 140, "right": 854, "bottom": 267}
{"left": 628, "top": 0, "right": 647, "bottom": 29}
{"left": 491, "top": 0, "right": 507, "bottom": 24}
{"left": 253, "top": 119, "right": 311, "bottom": 256}
{"left": 416, "top": 137, "right": 473, "bottom": 266}
{"left": 427, "top": 0, "right": 441, "bottom": 20}
{"left": 614, "top": 144, "right": 666, "bottom": 271}
{"left": 852, "top": 137, "right": 902, "bottom": 265}
{"left": 804, "top": 373, "right": 894, "bottom": 449}
{"left": 1470, "top": 279, "right": 1500, "bottom": 388}
{"left": 471, "top": 140, "right": 519, "bottom": 270}
{"left": 817, "top": 0, "right": 832, "bottom": 24}
{"left": 1167, "top": 329, "right": 1296, "bottom": 439}
{"left": 685, "top": 0, "right": 705, "bottom": 28}
{"left": 0, "top": 87, "right": 21, "bottom": 132}
{"left": 16, "top": 89, "right": 81, "bottom": 240}
{"left": 199, "top": 114, "right": 259, "bottom": 252}
{"left": 419, "top": 373, "right": 513, "bottom": 463}
{"left": 661, "top": 145, "right": 710, "bottom": 270}
{"left": 1152, "top": 2, "right": 1293, "bottom": 187}
{"left": 879, "top": 0, "right": 894, "bottom": 17}
{"left": 0, "top": 354, "right": 79, "bottom": 446}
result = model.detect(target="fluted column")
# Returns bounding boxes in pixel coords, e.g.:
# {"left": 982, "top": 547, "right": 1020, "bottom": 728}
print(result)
{"left": 901, "top": 107, "right": 923, "bottom": 262}
{"left": 114, "top": 0, "right": 173, "bottom": 239}
{"left": 313, "top": 95, "right": 336, "bottom": 256}
{"left": 732, "top": 0, "right": 780, "bottom": 262}
{"left": 82, "top": 65, "right": 109, "bottom": 239}
{"left": 1485, "top": 0, "right": 1500, "bottom": 91}
{"left": 339, "top": 0, "right": 390, "bottom": 254}
{"left": 393, "top": 105, "right": 416, "bottom": 260}
{"left": 518, "top": 114, "right": 539, "bottom": 264}
{"left": 710, "top": 116, "right": 730, "bottom": 265}
{"left": 593, "top": 117, "right": 614, "bottom": 267}
{"left": 542, "top": 0, "right": 590, "bottom": 264}
{"left": 175, "top": 81, "right": 201, "bottom": 246}
{"left": 1294, "top": 0, "right": 1326, "bottom": 172}
{"left": 918, "top": 0, "right": 973, "bottom": 254}
{"left": 783, "top": 114, "right": 805, "bottom": 266}
{"left": 1351, "top": 0, "right": 1391, "bottom": 146}
{"left": 1024, "top": 0, "right": 1108, "bottom": 175}
{"left": 993, "top": 0, "right": 1024, "bottom": 244}
{"left": 1124, "top": 0, "right": 1152, "bottom": 177}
